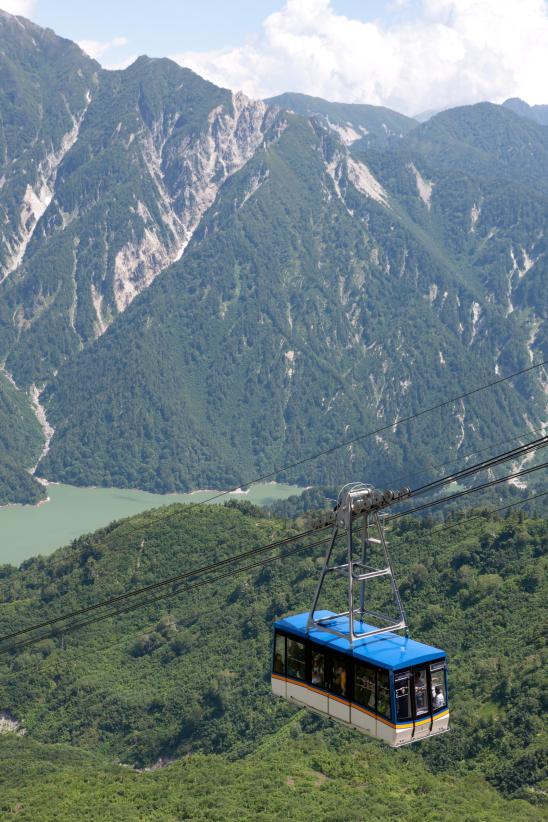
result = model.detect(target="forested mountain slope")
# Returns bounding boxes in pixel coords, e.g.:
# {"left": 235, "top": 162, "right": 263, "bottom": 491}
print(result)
{"left": 0, "top": 11, "right": 98, "bottom": 282}
{"left": 40, "top": 107, "right": 546, "bottom": 492}
{"left": 0, "top": 9, "right": 546, "bottom": 502}
{"left": 0, "top": 372, "right": 44, "bottom": 504}
{"left": 0, "top": 50, "right": 272, "bottom": 385}
{"left": 1, "top": 732, "right": 542, "bottom": 822}
{"left": 0, "top": 503, "right": 545, "bottom": 817}
{"left": 503, "top": 97, "right": 548, "bottom": 127}
{"left": 266, "top": 91, "right": 418, "bottom": 145}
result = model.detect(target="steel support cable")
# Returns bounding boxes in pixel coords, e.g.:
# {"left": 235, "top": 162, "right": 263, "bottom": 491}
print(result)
{"left": 0, "top": 490, "right": 545, "bottom": 682}
{"left": 177, "top": 360, "right": 547, "bottom": 499}
{"left": 3, "top": 456, "right": 545, "bottom": 656}
{"left": 0, "top": 534, "right": 334, "bottom": 657}
{"left": 17, "top": 422, "right": 548, "bottom": 582}
{"left": 20, "top": 361, "right": 548, "bottom": 560}
{"left": 3, "top": 441, "right": 546, "bottom": 646}
{"left": 408, "top": 436, "right": 548, "bottom": 498}
{"left": 384, "top": 423, "right": 548, "bottom": 499}
{"left": 11, "top": 362, "right": 547, "bottom": 573}
{"left": 391, "top": 489, "right": 548, "bottom": 542}
{"left": 0, "top": 526, "right": 329, "bottom": 644}
{"left": 388, "top": 461, "right": 548, "bottom": 522}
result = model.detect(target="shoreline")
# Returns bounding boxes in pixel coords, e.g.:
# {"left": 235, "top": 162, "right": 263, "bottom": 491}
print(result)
{"left": 0, "top": 480, "right": 307, "bottom": 565}
{"left": 0, "top": 494, "right": 51, "bottom": 511}
{"left": 1, "top": 480, "right": 305, "bottom": 511}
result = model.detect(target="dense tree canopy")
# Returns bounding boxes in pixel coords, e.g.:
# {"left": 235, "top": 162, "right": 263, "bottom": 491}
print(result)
{"left": 0, "top": 502, "right": 545, "bottom": 818}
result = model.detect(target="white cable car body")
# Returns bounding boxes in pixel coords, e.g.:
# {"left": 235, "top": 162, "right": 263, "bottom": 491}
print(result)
{"left": 271, "top": 483, "right": 450, "bottom": 746}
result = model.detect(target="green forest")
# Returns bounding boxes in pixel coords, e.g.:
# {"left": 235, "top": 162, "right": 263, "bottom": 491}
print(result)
{"left": 0, "top": 501, "right": 545, "bottom": 819}
{"left": 38, "top": 105, "right": 547, "bottom": 495}
{"left": 0, "top": 373, "right": 45, "bottom": 505}
{"left": 0, "top": 11, "right": 546, "bottom": 821}
{"left": 0, "top": 7, "right": 545, "bottom": 504}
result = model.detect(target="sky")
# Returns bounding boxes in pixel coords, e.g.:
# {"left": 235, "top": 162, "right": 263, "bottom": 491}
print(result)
{"left": 1, "top": 0, "right": 547, "bottom": 115}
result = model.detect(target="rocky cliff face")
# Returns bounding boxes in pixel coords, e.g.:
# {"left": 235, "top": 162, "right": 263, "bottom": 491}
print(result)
{"left": 0, "top": 12, "right": 97, "bottom": 282}
{"left": 0, "top": 11, "right": 546, "bottom": 501}
{"left": 0, "top": 38, "right": 278, "bottom": 387}
{"left": 112, "top": 89, "right": 273, "bottom": 312}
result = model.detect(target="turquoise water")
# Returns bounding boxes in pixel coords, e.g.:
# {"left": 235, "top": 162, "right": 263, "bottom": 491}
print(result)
{"left": 0, "top": 482, "right": 304, "bottom": 565}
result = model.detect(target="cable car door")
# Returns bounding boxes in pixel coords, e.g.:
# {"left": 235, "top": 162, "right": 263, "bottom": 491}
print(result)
{"left": 412, "top": 668, "right": 431, "bottom": 739}
{"left": 394, "top": 671, "right": 414, "bottom": 744}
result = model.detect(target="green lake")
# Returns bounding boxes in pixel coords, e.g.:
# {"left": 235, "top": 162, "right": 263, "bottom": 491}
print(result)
{"left": 1, "top": 482, "right": 305, "bottom": 566}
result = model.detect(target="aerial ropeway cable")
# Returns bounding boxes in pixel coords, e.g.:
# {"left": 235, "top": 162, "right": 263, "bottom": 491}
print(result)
{"left": 0, "top": 527, "right": 329, "bottom": 644}
{"left": 0, "top": 488, "right": 544, "bottom": 685}
{"left": 9, "top": 360, "right": 548, "bottom": 568}
{"left": 387, "top": 460, "right": 548, "bottom": 521}
{"left": 409, "top": 435, "right": 548, "bottom": 497}
{"left": 1, "top": 439, "right": 546, "bottom": 654}
{"left": 0, "top": 440, "right": 543, "bottom": 647}
{"left": 0, "top": 353, "right": 546, "bottom": 752}
{"left": 5, "top": 425, "right": 547, "bottom": 584}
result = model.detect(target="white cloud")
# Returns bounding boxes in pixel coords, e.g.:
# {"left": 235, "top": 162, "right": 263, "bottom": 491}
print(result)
{"left": 170, "top": 0, "right": 548, "bottom": 114}
{"left": 77, "top": 35, "right": 133, "bottom": 68}
{"left": 102, "top": 53, "right": 138, "bottom": 71}
{"left": 0, "top": 0, "right": 35, "bottom": 14}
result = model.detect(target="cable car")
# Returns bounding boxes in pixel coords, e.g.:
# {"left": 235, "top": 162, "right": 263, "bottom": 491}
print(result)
{"left": 271, "top": 483, "right": 450, "bottom": 746}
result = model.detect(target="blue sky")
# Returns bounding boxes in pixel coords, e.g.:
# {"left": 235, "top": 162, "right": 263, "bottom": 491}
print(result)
{"left": 28, "top": 1, "right": 420, "bottom": 61}
{"left": 2, "top": 1, "right": 547, "bottom": 114}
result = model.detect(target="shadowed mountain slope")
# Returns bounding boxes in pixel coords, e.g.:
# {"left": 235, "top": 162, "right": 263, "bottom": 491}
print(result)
{"left": 0, "top": 11, "right": 546, "bottom": 501}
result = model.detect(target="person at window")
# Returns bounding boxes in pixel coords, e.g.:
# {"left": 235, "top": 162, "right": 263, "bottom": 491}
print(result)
{"left": 274, "top": 652, "right": 284, "bottom": 673}
{"left": 311, "top": 658, "right": 322, "bottom": 685}
{"left": 433, "top": 685, "right": 445, "bottom": 709}
{"left": 414, "top": 671, "right": 427, "bottom": 712}
{"left": 337, "top": 664, "right": 347, "bottom": 695}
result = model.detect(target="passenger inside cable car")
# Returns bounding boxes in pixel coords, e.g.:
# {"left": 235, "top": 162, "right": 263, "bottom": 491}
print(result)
{"left": 271, "top": 611, "right": 449, "bottom": 746}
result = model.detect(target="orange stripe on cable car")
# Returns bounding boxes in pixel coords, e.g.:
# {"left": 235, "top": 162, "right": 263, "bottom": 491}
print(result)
{"left": 329, "top": 692, "right": 350, "bottom": 706}
{"left": 305, "top": 682, "right": 329, "bottom": 698}
{"left": 351, "top": 702, "right": 377, "bottom": 721}
{"left": 351, "top": 703, "right": 397, "bottom": 729}
{"left": 272, "top": 675, "right": 449, "bottom": 729}
{"left": 377, "top": 715, "right": 397, "bottom": 728}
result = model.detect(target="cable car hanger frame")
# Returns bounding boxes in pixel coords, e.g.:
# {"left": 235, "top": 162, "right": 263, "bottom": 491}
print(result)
{"left": 307, "top": 482, "right": 410, "bottom": 644}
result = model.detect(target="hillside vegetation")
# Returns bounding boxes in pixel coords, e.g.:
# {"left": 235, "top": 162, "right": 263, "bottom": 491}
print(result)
{"left": 1, "top": 730, "right": 543, "bottom": 822}
{"left": 0, "top": 373, "right": 44, "bottom": 505}
{"left": 0, "top": 503, "right": 545, "bottom": 818}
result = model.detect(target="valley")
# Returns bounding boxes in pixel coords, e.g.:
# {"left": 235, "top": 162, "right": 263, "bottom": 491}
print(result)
{"left": 0, "top": 10, "right": 545, "bottom": 506}
{"left": 0, "top": 7, "right": 546, "bottom": 820}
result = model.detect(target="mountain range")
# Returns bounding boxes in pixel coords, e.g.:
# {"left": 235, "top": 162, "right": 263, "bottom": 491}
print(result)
{"left": 0, "top": 9, "right": 546, "bottom": 504}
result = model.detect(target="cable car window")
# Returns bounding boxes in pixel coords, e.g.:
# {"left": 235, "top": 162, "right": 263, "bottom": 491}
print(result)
{"left": 331, "top": 655, "right": 349, "bottom": 697}
{"left": 354, "top": 662, "right": 375, "bottom": 709}
{"left": 286, "top": 637, "right": 306, "bottom": 680}
{"left": 376, "top": 668, "right": 391, "bottom": 719}
{"left": 413, "top": 669, "right": 429, "bottom": 716}
{"left": 395, "top": 672, "right": 412, "bottom": 721}
{"left": 310, "top": 650, "right": 325, "bottom": 688}
{"left": 273, "top": 633, "right": 285, "bottom": 674}
{"left": 430, "top": 664, "right": 447, "bottom": 710}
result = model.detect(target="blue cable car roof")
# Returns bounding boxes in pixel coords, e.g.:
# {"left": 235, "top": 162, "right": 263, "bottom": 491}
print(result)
{"left": 275, "top": 611, "right": 445, "bottom": 671}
